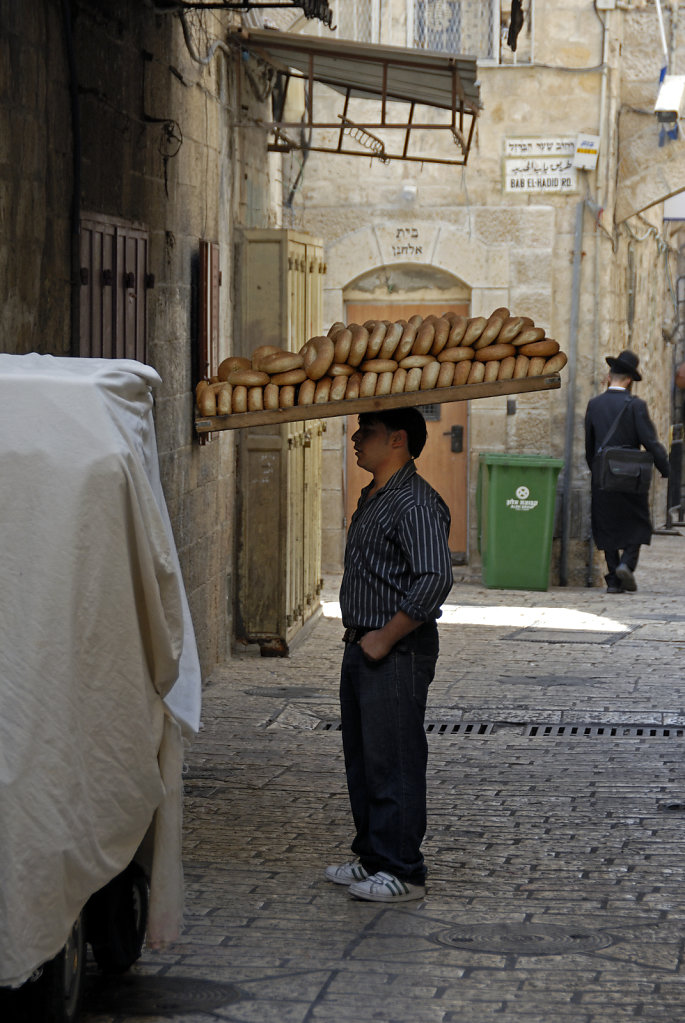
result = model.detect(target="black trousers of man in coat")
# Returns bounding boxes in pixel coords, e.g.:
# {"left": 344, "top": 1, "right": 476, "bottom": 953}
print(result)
{"left": 585, "top": 387, "right": 670, "bottom": 590}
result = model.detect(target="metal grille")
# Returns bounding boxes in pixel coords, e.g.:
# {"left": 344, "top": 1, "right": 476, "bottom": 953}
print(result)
{"left": 413, "top": 0, "right": 496, "bottom": 59}
{"left": 311, "top": 719, "right": 685, "bottom": 739}
{"left": 335, "top": 0, "right": 378, "bottom": 42}
{"left": 525, "top": 723, "right": 685, "bottom": 739}
{"left": 314, "top": 719, "right": 493, "bottom": 734}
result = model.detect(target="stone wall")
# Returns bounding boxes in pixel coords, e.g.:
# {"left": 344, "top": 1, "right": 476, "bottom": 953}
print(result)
{"left": 0, "top": 1, "right": 279, "bottom": 676}
{"left": 285, "top": 0, "right": 678, "bottom": 587}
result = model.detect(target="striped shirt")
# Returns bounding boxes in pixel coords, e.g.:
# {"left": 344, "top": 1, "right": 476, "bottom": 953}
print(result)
{"left": 340, "top": 459, "right": 453, "bottom": 629}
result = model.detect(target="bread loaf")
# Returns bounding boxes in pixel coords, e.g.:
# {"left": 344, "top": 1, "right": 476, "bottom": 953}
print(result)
{"left": 327, "top": 363, "right": 355, "bottom": 377}
{"left": 333, "top": 327, "right": 353, "bottom": 364}
{"left": 314, "top": 377, "right": 332, "bottom": 403}
{"left": 260, "top": 350, "right": 304, "bottom": 374}
{"left": 453, "top": 361, "right": 472, "bottom": 385}
{"left": 330, "top": 375, "right": 349, "bottom": 401}
{"left": 270, "top": 368, "right": 307, "bottom": 386}
{"left": 463, "top": 316, "right": 488, "bottom": 347}
{"left": 475, "top": 342, "right": 517, "bottom": 362}
{"left": 484, "top": 360, "right": 500, "bottom": 382}
{"left": 327, "top": 320, "right": 346, "bottom": 338}
{"left": 405, "top": 367, "right": 422, "bottom": 391}
{"left": 436, "top": 362, "right": 455, "bottom": 388}
{"left": 399, "top": 354, "right": 434, "bottom": 369}
{"left": 518, "top": 339, "right": 559, "bottom": 358}
{"left": 360, "top": 359, "right": 399, "bottom": 373}
{"left": 214, "top": 383, "right": 232, "bottom": 415}
{"left": 513, "top": 355, "right": 530, "bottom": 379}
{"left": 498, "top": 316, "right": 525, "bottom": 344}
{"left": 394, "top": 316, "right": 422, "bottom": 360}
{"left": 445, "top": 315, "right": 468, "bottom": 347}
{"left": 345, "top": 373, "right": 363, "bottom": 400}
{"left": 391, "top": 368, "right": 408, "bottom": 393}
{"left": 437, "top": 346, "right": 475, "bottom": 363}
{"left": 420, "top": 361, "right": 441, "bottom": 390}
{"left": 197, "top": 386, "right": 216, "bottom": 416}
{"left": 376, "top": 371, "right": 394, "bottom": 396}
{"left": 232, "top": 385, "right": 248, "bottom": 413}
{"left": 227, "top": 368, "right": 270, "bottom": 387}
{"left": 263, "top": 383, "right": 280, "bottom": 410}
{"left": 542, "top": 351, "right": 568, "bottom": 374}
{"left": 248, "top": 386, "right": 264, "bottom": 411}
{"left": 467, "top": 362, "right": 486, "bottom": 384}
{"left": 280, "top": 385, "right": 296, "bottom": 408}
{"left": 379, "top": 322, "right": 403, "bottom": 360}
{"left": 302, "top": 336, "right": 335, "bottom": 380}
{"left": 365, "top": 322, "right": 387, "bottom": 359}
{"left": 298, "top": 378, "right": 316, "bottom": 405}
{"left": 430, "top": 318, "right": 451, "bottom": 356}
{"left": 218, "top": 356, "right": 250, "bottom": 381}
{"left": 251, "top": 345, "right": 282, "bottom": 371}
{"left": 477, "top": 314, "right": 507, "bottom": 349}
{"left": 412, "top": 321, "right": 435, "bottom": 355}
{"left": 347, "top": 325, "right": 370, "bottom": 367}
{"left": 498, "top": 356, "right": 516, "bottom": 380}
{"left": 527, "top": 356, "right": 546, "bottom": 376}
{"left": 511, "top": 327, "right": 546, "bottom": 346}
{"left": 360, "top": 372, "right": 378, "bottom": 397}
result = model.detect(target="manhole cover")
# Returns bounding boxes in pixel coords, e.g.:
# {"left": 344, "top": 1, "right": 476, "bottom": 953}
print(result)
{"left": 433, "top": 922, "right": 613, "bottom": 956}
{"left": 85, "top": 975, "right": 244, "bottom": 1015}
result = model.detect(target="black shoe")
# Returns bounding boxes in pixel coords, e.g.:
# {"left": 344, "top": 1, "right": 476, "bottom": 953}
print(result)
{"left": 616, "top": 563, "right": 637, "bottom": 592}
{"left": 606, "top": 585, "right": 623, "bottom": 594}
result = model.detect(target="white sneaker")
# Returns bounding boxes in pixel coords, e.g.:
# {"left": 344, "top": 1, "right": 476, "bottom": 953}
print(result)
{"left": 325, "top": 860, "right": 369, "bottom": 886}
{"left": 348, "top": 871, "right": 426, "bottom": 903}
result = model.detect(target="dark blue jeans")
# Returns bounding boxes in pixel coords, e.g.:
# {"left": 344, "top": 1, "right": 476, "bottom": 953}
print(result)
{"left": 339, "top": 624, "right": 439, "bottom": 885}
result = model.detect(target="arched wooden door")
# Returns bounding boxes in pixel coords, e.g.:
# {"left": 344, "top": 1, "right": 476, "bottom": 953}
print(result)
{"left": 344, "top": 301, "right": 469, "bottom": 561}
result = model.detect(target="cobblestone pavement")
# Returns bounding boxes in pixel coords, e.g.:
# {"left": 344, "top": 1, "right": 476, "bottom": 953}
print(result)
{"left": 82, "top": 532, "right": 685, "bottom": 1023}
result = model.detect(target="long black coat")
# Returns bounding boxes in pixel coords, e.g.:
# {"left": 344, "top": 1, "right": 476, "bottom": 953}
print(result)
{"left": 584, "top": 388, "right": 670, "bottom": 550}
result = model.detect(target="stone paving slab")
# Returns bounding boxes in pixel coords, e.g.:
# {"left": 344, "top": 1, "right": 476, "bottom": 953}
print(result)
{"left": 80, "top": 533, "right": 685, "bottom": 1023}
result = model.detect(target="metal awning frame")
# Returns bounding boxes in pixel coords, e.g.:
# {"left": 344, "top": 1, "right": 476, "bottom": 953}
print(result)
{"left": 234, "top": 34, "right": 480, "bottom": 167}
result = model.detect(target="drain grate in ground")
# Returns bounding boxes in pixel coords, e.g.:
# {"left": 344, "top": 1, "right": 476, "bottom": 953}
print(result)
{"left": 432, "top": 922, "right": 613, "bottom": 956}
{"left": 312, "top": 719, "right": 685, "bottom": 739}
{"left": 84, "top": 975, "right": 244, "bottom": 1015}
{"left": 313, "top": 719, "right": 493, "bottom": 735}
{"left": 525, "top": 723, "right": 685, "bottom": 739}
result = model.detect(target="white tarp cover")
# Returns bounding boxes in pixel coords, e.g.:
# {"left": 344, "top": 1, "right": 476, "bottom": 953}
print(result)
{"left": 0, "top": 354, "right": 202, "bottom": 987}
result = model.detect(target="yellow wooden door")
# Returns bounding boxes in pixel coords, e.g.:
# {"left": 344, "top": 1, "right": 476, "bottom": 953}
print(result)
{"left": 344, "top": 301, "right": 469, "bottom": 559}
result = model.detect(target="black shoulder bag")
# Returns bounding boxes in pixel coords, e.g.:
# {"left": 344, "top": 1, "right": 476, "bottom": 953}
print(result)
{"left": 593, "top": 397, "right": 654, "bottom": 494}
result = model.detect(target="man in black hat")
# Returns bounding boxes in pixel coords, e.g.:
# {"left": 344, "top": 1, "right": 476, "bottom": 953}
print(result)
{"left": 585, "top": 349, "right": 670, "bottom": 593}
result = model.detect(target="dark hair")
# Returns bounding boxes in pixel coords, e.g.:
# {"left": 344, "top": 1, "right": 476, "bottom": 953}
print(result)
{"left": 359, "top": 407, "right": 428, "bottom": 457}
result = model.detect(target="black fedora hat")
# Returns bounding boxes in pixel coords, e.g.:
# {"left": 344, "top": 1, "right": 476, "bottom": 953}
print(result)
{"left": 606, "top": 349, "right": 641, "bottom": 381}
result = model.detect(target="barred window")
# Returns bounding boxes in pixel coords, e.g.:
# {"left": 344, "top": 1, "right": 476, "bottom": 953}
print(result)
{"left": 412, "top": 0, "right": 496, "bottom": 59}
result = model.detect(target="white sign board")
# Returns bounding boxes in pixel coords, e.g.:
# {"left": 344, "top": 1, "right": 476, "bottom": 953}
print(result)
{"left": 504, "top": 137, "right": 578, "bottom": 193}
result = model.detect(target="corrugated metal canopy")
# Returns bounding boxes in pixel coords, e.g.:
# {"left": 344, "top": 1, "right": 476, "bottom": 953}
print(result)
{"left": 234, "top": 27, "right": 480, "bottom": 114}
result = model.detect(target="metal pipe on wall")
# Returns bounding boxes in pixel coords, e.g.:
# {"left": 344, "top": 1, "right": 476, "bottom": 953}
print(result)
{"left": 559, "top": 199, "right": 585, "bottom": 587}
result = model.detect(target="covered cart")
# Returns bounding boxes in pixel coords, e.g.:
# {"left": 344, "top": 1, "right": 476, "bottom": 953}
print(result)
{"left": 0, "top": 355, "right": 201, "bottom": 1020}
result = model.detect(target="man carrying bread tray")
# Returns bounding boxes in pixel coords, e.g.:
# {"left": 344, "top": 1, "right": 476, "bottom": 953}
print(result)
{"left": 325, "top": 407, "right": 453, "bottom": 902}
{"left": 584, "top": 349, "right": 669, "bottom": 594}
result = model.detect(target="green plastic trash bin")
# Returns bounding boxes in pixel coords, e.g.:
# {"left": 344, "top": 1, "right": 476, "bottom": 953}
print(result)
{"left": 477, "top": 453, "right": 563, "bottom": 591}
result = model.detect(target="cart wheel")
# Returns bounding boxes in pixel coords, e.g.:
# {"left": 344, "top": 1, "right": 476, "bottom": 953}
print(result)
{"left": 85, "top": 861, "right": 149, "bottom": 974}
{"left": 0, "top": 915, "right": 85, "bottom": 1023}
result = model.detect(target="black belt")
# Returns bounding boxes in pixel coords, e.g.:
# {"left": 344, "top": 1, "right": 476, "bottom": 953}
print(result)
{"left": 343, "top": 626, "right": 371, "bottom": 644}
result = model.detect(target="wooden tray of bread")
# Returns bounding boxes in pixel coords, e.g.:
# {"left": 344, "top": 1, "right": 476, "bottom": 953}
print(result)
{"left": 194, "top": 309, "right": 566, "bottom": 435}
